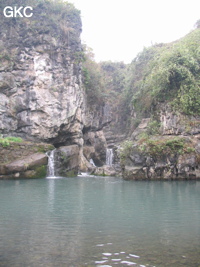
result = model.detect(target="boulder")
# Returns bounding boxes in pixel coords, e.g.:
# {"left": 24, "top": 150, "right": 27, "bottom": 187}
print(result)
{"left": 83, "top": 130, "right": 107, "bottom": 166}
{"left": 5, "top": 153, "right": 47, "bottom": 174}
{"left": 55, "top": 145, "right": 80, "bottom": 177}
{"left": 83, "top": 145, "right": 95, "bottom": 161}
{"left": 0, "top": 141, "right": 54, "bottom": 179}
{"left": 93, "top": 165, "right": 116, "bottom": 176}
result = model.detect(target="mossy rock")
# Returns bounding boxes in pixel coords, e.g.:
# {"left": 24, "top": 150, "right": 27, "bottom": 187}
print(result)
{"left": 64, "top": 170, "right": 77, "bottom": 177}
{"left": 37, "top": 144, "right": 54, "bottom": 153}
{"left": 22, "top": 165, "right": 47, "bottom": 179}
{"left": 32, "top": 165, "right": 47, "bottom": 178}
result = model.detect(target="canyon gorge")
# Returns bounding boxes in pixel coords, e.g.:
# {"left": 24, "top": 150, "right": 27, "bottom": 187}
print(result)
{"left": 0, "top": 0, "right": 199, "bottom": 180}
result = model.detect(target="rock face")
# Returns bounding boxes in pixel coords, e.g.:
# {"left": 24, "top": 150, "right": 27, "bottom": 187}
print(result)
{"left": 131, "top": 118, "right": 151, "bottom": 140}
{"left": 93, "top": 165, "right": 116, "bottom": 176}
{"left": 83, "top": 130, "right": 107, "bottom": 166}
{"left": 55, "top": 145, "right": 80, "bottom": 177}
{"left": 0, "top": 1, "right": 116, "bottom": 178}
{"left": 1, "top": 2, "right": 198, "bottom": 180}
{"left": 119, "top": 100, "right": 200, "bottom": 180}
{"left": 160, "top": 104, "right": 200, "bottom": 136}
{"left": 122, "top": 135, "right": 200, "bottom": 180}
{"left": 0, "top": 2, "right": 84, "bottom": 147}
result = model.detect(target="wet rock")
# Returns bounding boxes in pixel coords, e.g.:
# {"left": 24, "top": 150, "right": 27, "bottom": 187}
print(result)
{"left": 83, "top": 145, "right": 95, "bottom": 161}
{"left": 93, "top": 165, "right": 116, "bottom": 176}
{"left": 55, "top": 145, "right": 80, "bottom": 177}
{"left": 83, "top": 130, "right": 107, "bottom": 166}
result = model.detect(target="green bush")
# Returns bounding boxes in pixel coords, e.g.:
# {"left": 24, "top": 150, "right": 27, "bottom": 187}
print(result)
{"left": 147, "top": 120, "right": 160, "bottom": 135}
{"left": 138, "top": 137, "right": 194, "bottom": 157}
{"left": 131, "top": 28, "right": 200, "bottom": 116}
{"left": 119, "top": 140, "right": 134, "bottom": 164}
{"left": 82, "top": 45, "right": 105, "bottom": 105}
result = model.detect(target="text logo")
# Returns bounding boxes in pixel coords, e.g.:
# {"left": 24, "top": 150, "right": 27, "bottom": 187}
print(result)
{"left": 3, "top": 6, "right": 33, "bottom": 18}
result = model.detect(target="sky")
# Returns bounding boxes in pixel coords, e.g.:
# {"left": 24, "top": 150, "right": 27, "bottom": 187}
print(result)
{"left": 71, "top": 0, "right": 200, "bottom": 63}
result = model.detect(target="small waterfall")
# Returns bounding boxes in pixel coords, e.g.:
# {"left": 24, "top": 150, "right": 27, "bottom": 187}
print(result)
{"left": 90, "top": 158, "right": 96, "bottom": 167}
{"left": 46, "top": 149, "right": 56, "bottom": 177}
{"left": 106, "top": 148, "right": 113, "bottom": 166}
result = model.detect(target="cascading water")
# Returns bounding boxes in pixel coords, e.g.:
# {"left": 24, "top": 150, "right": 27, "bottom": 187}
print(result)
{"left": 106, "top": 148, "right": 113, "bottom": 166}
{"left": 90, "top": 158, "right": 96, "bottom": 167}
{"left": 46, "top": 149, "right": 56, "bottom": 177}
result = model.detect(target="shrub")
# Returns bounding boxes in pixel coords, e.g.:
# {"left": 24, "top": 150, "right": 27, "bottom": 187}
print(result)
{"left": 119, "top": 140, "right": 134, "bottom": 164}
{"left": 130, "top": 28, "right": 200, "bottom": 116}
{"left": 138, "top": 137, "right": 194, "bottom": 157}
{"left": 146, "top": 119, "right": 160, "bottom": 135}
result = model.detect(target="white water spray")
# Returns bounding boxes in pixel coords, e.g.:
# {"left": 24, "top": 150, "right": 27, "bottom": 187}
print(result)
{"left": 46, "top": 149, "right": 56, "bottom": 177}
{"left": 106, "top": 148, "right": 113, "bottom": 166}
{"left": 90, "top": 158, "right": 96, "bottom": 167}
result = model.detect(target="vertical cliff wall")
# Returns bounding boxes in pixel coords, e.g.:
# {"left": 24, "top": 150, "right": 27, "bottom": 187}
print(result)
{"left": 0, "top": 1, "right": 84, "bottom": 147}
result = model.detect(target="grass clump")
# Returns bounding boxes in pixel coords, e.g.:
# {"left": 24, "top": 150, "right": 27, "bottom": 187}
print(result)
{"left": 0, "top": 136, "right": 23, "bottom": 147}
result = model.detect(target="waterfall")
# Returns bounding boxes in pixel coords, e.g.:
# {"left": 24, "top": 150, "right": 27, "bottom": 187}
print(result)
{"left": 90, "top": 158, "right": 96, "bottom": 167}
{"left": 106, "top": 148, "right": 113, "bottom": 166}
{"left": 46, "top": 149, "right": 56, "bottom": 177}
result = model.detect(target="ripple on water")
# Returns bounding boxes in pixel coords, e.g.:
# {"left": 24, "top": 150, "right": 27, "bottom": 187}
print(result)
{"left": 95, "top": 260, "right": 108, "bottom": 264}
{"left": 94, "top": 248, "right": 147, "bottom": 267}
{"left": 129, "top": 254, "right": 140, "bottom": 258}
{"left": 121, "top": 261, "right": 136, "bottom": 265}
{"left": 102, "top": 253, "right": 112, "bottom": 256}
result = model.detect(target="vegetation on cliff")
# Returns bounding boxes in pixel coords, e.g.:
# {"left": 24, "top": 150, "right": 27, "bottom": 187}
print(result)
{"left": 0, "top": 0, "right": 199, "bottom": 179}
{"left": 82, "top": 21, "right": 199, "bottom": 180}
{"left": 82, "top": 45, "right": 105, "bottom": 105}
{"left": 0, "top": 136, "right": 23, "bottom": 147}
{"left": 138, "top": 136, "right": 195, "bottom": 156}
{"left": 0, "top": 0, "right": 81, "bottom": 63}
{"left": 82, "top": 49, "right": 130, "bottom": 131}
{"left": 128, "top": 27, "right": 200, "bottom": 117}
{"left": 84, "top": 23, "right": 200, "bottom": 137}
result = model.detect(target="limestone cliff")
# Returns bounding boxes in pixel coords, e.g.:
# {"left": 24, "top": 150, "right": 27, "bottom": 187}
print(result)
{"left": 112, "top": 28, "right": 200, "bottom": 180}
{"left": 0, "top": 1, "right": 84, "bottom": 147}
{"left": 0, "top": 1, "right": 199, "bottom": 180}
{"left": 0, "top": 0, "right": 112, "bottom": 178}
{"left": 81, "top": 43, "right": 200, "bottom": 178}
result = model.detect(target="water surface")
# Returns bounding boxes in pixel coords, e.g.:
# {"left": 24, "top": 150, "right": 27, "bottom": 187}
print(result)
{"left": 0, "top": 177, "right": 200, "bottom": 267}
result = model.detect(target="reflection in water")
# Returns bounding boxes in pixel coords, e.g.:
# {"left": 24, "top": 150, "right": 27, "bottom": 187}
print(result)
{"left": 48, "top": 179, "right": 55, "bottom": 211}
{"left": 0, "top": 178, "right": 200, "bottom": 267}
